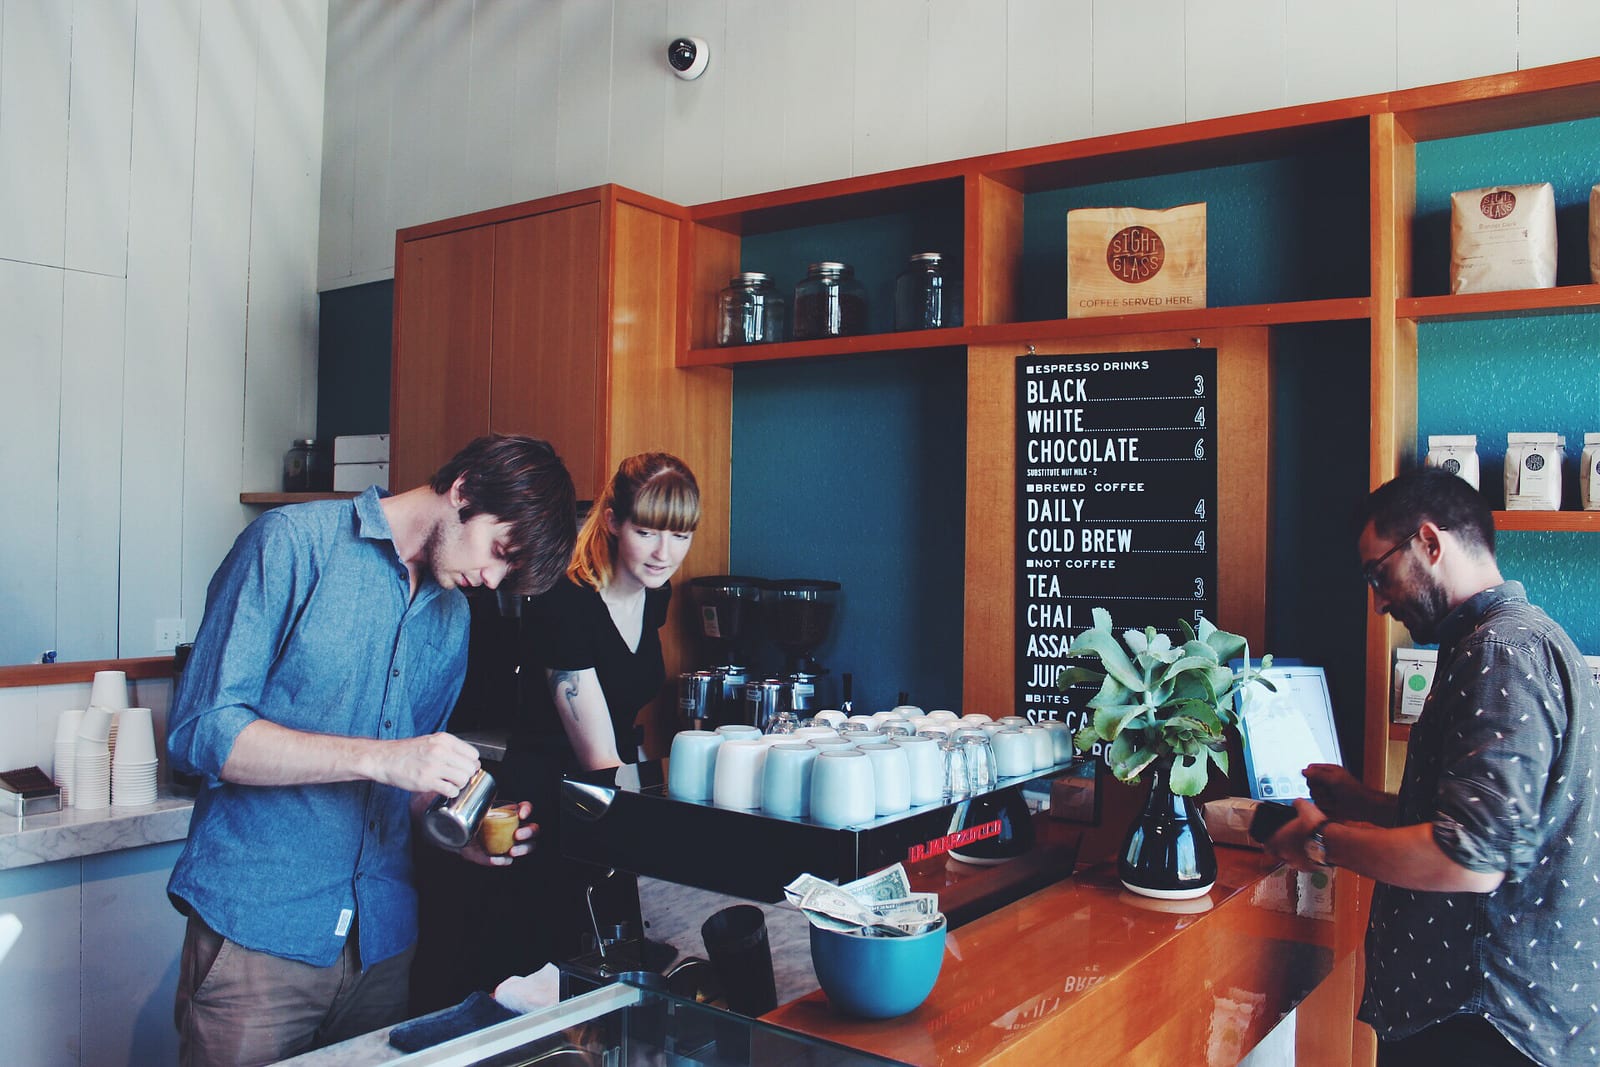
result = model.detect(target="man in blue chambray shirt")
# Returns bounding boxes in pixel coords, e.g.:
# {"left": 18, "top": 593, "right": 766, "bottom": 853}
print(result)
{"left": 1267, "top": 469, "right": 1600, "bottom": 1066}
{"left": 167, "top": 435, "right": 575, "bottom": 1067}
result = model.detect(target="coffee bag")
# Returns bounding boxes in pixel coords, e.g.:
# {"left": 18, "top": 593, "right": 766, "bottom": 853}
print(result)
{"left": 1581, "top": 432, "right": 1600, "bottom": 511}
{"left": 1425, "top": 434, "right": 1480, "bottom": 490}
{"left": 1591, "top": 185, "right": 1600, "bottom": 285}
{"left": 1450, "top": 184, "right": 1557, "bottom": 294}
{"left": 1504, "top": 432, "right": 1565, "bottom": 510}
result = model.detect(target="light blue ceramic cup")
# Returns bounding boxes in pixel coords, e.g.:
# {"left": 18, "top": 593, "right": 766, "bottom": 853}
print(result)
{"left": 761, "top": 742, "right": 819, "bottom": 818}
{"left": 667, "top": 729, "right": 723, "bottom": 801}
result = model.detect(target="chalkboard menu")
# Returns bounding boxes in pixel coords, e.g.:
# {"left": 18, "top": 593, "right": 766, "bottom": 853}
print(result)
{"left": 1015, "top": 348, "right": 1218, "bottom": 756}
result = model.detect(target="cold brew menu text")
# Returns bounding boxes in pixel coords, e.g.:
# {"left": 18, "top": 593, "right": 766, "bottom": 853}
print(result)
{"left": 1015, "top": 348, "right": 1218, "bottom": 749}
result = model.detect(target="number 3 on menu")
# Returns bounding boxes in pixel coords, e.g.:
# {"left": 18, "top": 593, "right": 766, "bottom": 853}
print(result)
{"left": 1193, "top": 577, "right": 1205, "bottom": 599}
{"left": 1193, "top": 375, "right": 1205, "bottom": 396}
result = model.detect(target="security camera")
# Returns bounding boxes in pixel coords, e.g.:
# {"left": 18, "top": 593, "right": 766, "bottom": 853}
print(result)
{"left": 668, "top": 36, "right": 708, "bottom": 80}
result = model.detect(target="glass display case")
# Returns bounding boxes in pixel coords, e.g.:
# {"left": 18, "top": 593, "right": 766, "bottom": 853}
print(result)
{"left": 372, "top": 981, "right": 900, "bottom": 1066}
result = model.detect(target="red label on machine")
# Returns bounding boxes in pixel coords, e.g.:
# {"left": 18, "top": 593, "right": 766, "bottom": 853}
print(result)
{"left": 906, "top": 819, "right": 1003, "bottom": 863}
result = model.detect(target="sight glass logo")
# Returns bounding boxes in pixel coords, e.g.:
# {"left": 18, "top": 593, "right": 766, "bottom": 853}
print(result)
{"left": 1525, "top": 452, "right": 1546, "bottom": 472}
{"left": 1107, "top": 225, "right": 1164, "bottom": 283}
{"left": 1480, "top": 189, "right": 1517, "bottom": 220}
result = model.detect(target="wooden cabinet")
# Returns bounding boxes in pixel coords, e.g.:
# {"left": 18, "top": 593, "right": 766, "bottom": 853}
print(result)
{"left": 391, "top": 187, "right": 733, "bottom": 721}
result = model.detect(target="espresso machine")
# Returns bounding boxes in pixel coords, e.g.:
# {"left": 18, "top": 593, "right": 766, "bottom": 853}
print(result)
{"left": 762, "top": 579, "right": 840, "bottom": 715}
{"left": 682, "top": 576, "right": 765, "bottom": 728}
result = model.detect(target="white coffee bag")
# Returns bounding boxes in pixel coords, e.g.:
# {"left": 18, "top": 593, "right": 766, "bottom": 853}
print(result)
{"left": 1591, "top": 185, "right": 1600, "bottom": 285}
{"left": 1425, "top": 434, "right": 1480, "bottom": 490}
{"left": 1451, "top": 184, "right": 1557, "bottom": 294}
{"left": 1581, "top": 432, "right": 1600, "bottom": 511}
{"left": 1392, "top": 647, "right": 1437, "bottom": 724}
{"left": 1504, "top": 432, "right": 1565, "bottom": 510}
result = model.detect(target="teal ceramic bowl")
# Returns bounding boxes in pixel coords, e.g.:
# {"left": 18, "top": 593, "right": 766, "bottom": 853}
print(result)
{"left": 808, "top": 918, "right": 947, "bottom": 1019}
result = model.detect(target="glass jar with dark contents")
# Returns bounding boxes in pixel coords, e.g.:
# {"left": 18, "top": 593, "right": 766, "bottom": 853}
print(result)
{"left": 717, "top": 272, "right": 786, "bottom": 345}
{"left": 281, "top": 439, "right": 331, "bottom": 492}
{"left": 792, "top": 262, "right": 868, "bottom": 340}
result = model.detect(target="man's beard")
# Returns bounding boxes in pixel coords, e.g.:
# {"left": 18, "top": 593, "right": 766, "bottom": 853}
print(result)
{"left": 1392, "top": 565, "right": 1452, "bottom": 645}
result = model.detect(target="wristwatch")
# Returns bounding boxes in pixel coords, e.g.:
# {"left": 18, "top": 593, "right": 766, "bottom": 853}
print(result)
{"left": 1305, "top": 823, "right": 1331, "bottom": 867}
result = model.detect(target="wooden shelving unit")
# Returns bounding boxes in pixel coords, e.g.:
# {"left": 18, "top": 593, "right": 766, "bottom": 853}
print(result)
{"left": 1492, "top": 510, "right": 1600, "bottom": 531}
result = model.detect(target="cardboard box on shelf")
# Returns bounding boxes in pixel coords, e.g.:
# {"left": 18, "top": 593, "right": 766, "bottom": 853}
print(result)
{"left": 334, "top": 434, "right": 390, "bottom": 465}
{"left": 334, "top": 462, "right": 389, "bottom": 492}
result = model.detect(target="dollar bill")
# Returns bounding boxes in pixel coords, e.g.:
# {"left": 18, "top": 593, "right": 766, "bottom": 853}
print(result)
{"left": 840, "top": 863, "right": 912, "bottom": 904}
{"left": 869, "top": 892, "right": 940, "bottom": 922}
{"left": 783, "top": 872, "right": 836, "bottom": 909}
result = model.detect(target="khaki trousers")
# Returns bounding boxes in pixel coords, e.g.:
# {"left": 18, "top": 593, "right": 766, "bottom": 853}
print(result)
{"left": 175, "top": 914, "right": 415, "bottom": 1067}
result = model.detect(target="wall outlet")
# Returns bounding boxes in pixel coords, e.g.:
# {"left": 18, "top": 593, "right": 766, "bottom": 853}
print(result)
{"left": 154, "top": 618, "right": 186, "bottom": 652}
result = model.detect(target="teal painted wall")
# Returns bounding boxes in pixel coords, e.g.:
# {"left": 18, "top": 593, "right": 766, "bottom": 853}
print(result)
{"left": 1415, "top": 118, "right": 1600, "bottom": 652}
{"left": 729, "top": 350, "right": 968, "bottom": 713}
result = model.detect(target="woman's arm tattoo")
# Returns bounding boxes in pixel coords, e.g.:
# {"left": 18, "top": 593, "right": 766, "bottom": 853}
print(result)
{"left": 552, "top": 670, "right": 581, "bottom": 719}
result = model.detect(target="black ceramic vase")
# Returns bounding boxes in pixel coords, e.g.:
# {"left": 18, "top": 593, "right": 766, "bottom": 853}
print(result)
{"left": 1118, "top": 760, "right": 1217, "bottom": 899}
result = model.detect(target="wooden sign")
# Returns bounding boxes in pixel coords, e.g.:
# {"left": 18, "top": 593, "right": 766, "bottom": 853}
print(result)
{"left": 1067, "top": 203, "right": 1206, "bottom": 318}
{"left": 1015, "top": 348, "right": 1218, "bottom": 761}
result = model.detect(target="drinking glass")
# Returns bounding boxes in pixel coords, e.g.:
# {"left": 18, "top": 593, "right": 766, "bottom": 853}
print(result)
{"left": 940, "top": 739, "right": 970, "bottom": 802}
{"left": 765, "top": 710, "right": 800, "bottom": 735}
{"left": 954, "top": 729, "right": 997, "bottom": 794}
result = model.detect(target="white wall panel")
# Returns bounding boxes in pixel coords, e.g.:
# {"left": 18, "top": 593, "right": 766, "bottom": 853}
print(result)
{"left": 0, "top": 862, "right": 81, "bottom": 1067}
{"left": 240, "top": 0, "right": 325, "bottom": 515}
{"left": 463, "top": 0, "right": 522, "bottom": 212}
{"left": 0, "top": 687, "right": 44, "bottom": 774}
{"left": 56, "top": 271, "right": 125, "bottom": 665}
{"left": 506, "top": 0, "right": 561, "bottom": 206}
{"left": 556, "top": 0, "right": 614, "bottom": 192}
{"left": 182, "top": 0, "right": 258, "bottom": 634}
{"left": 1518, "top": 1, "right": 1600, "bottom": 69}
{"left": 853, "top": 0, "right": 927, "bottom": 177}
{"left": 661, "top": 0, "right": 726, "bottom": 206}
{"left": 777, "top": 1, "right": 854, "bottom": 194}
{"left": 318, "top": 0, "right": 362, "bottom": 287}
{"left": 346, "top": 0, "right": 400, "bottom": 284}
{"left": 118, "top": 0, "right": 200, "bottom": 657}
{"left": 1397, "top": 0, "right": 1518, "bottom": 89}
{"left": 1284, "top": 0, "right": 1396, "bottom": 104}
{"left": 719, "top": 1, "right": 787, "bottom": 199}
{"left": 927, "top": 0, "right": 1006, "bottom": 164}
{"left": 609, "top": 0, "right": 668, "bottom": 197}
{"left": 1092, "top": 0, "right": 1186, "bottom": 135}
{"left": 430, "top": 0, "right": 478, "bottom": 221}
{"left": 1185, "top": 0, "right": 1287, "bottom": 122}
{"left": 0, "top": 0, "right": 71, "bottom": 267}
{"left": 64, "top": 0, "right": 136, "bottom": 278}
{"left": 1005, "top": 0, "right": 1094, "bottom": 151}
{"left": 0, "top": 262, "right": 63, "bottom": 668}
{"left": 387, "top": 0, "right": 441, "bottom": 233}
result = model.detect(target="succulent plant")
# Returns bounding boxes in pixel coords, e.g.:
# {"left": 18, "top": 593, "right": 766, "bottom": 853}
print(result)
{"left": 1056, "top": 608, "right": 1273, "bottom": 796}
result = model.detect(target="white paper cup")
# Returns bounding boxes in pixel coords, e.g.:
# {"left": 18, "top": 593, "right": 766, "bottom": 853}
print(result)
{"left": 712, "top": 739, "right": 767, "bottom": 809}
{"left": 858, "top": 743, "right": 910, "bottom": 816}
{"left": 761, "top": 743, "right": 819, "bottom": 818}
{"left": 810, "top": 749, "right": 876, "bottom": 829}
{"left": 88, "top": 670, "right": 130, "bottom": 712}
{"left": 56, "top": 709, "right": 86, "bottom": 742}
{"left": 113, "top": 707, "right": 158, "bottom": 764}
{"left": 667, "top": 730, "right": 723, "bottom": 801}
{"left": 991, "top": 728, "right": 1033, "bottom": 778}
{"left": 891, "top": 735, "right": 945, "bottom": 807}
{"left": 53, "top": 738, "right": 76, "bottom": 804}
{"left": 78, "top": 706, "right": 113, "bottom": 743}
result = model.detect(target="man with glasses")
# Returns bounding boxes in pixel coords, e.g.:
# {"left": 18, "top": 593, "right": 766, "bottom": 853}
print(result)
{"left": 1266, "top": 468, "right": 1599, "bottom": 1067}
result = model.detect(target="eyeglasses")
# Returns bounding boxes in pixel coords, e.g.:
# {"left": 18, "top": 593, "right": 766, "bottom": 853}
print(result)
{"left": 1362, "top": 526, "right": 1442, "bottom": 590}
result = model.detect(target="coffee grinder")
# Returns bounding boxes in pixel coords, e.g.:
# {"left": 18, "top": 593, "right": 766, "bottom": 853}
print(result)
{"left": 763, "top": 579, "right": 840, "bottom": 714}
{"left": 684, "top": 576, "right": 765, "bottom": 727}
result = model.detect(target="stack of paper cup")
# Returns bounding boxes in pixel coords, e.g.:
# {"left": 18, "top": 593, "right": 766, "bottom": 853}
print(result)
{"left": 54, "top": 709, "right": 85, "bottom": 806}
{"left": 88, "top": 670, "right": 130, "bottom": 762}
{"left": 74, "top": 707, "right": 113, "bottom": 810}
{"left": 111, "top": 707, "right": 159, "bottom": 807}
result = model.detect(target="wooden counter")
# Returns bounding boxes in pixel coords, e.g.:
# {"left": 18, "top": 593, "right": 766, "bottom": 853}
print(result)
{"left": 765, "top": 847, "right": 1364, "bottom": 1065}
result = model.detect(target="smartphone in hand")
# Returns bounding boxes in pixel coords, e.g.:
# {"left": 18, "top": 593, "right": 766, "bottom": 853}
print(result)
{"left": 1247, "top": 800, "right": 1297, "bottom": 843}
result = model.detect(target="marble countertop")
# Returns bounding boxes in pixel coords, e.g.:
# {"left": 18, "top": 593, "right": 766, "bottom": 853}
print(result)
{"left": 0, "top": 792, "right": 193, "bottom": 870}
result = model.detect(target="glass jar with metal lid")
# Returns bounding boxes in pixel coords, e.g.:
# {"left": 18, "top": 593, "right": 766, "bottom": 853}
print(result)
{"left": 281, "top": 438, "right": 330, "bottom": 492}
{"left": 894, "top": 252, "right": 961, "bottom": 330}
{"left": 716, "top": 272, "right": 786, "bottom": 346}
{"left": 792, "top": 262, "right": 868, "bottom": 340}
